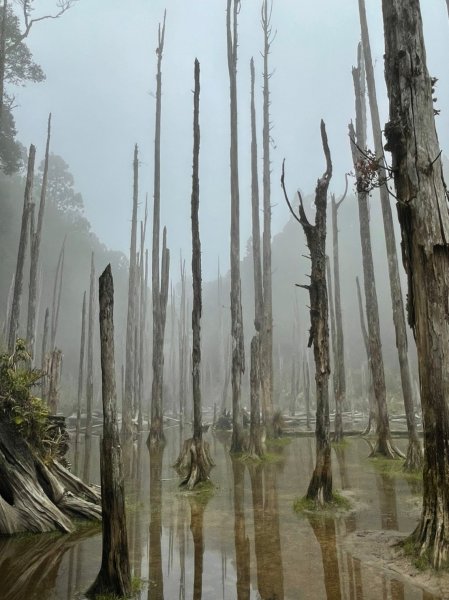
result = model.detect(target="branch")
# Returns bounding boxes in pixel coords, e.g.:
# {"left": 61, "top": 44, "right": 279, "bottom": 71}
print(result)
{"left": 336, "top": 172, "right": 349, "bottom": 209}
{"left": 320, "top": 119, "right": 332, "bottom": 183}
{"left": 280, "top": 159, "right": 301, "bottom": 225}
{"left": 9, "top": 1, "right": 77, "bottom": 49}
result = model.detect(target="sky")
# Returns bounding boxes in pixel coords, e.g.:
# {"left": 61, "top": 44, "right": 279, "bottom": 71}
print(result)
{"left": 10, "top": 0, "right": 449, "bottom": 282}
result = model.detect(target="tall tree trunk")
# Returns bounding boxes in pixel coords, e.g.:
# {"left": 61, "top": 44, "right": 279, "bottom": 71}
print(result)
{"left": 356, "top": 276, "right": 376, "bottom": 435}
{"left": 382, "top": 0, "right": 449, "bottom": 567}
{"left": 303, "top": 355, "right": 311, "bottom": 430}
{"left": 87, "top": 265, "right": 131, "bottom": 598}
{"left": 248, "top": 57, "right": 264, "bottom": 458}
{"left": 349, "top": 46, "right": 400, "bottom": 459}
{"left": 331, "top": 181, "right": 348, "bottom": 417}
{"left": 138, "top": 209, "right": 148, "bottom": 431}
{"left": 178, "top": 258, "right": 187, "bottom": 423}
{"left": 123, "top": 144, "right": 139, "bottom": 438}
{"left": 281, "top": 121, "right": 333, "bottom": 504}
{"left": 0, "top": 0, "right": 7, "bottom": 130}
{"left": 261, "top": 0, "right": 274, "bottom": 435}
{"left": 50, "top": 239, "right": 65, "bottom": 352}
{"left": 27, "top": 114, "right": 51, "bottom": 363}
{"left": 47, "top": 349, "right": 62, "bottom": 414}
{"left": 149, "top": 11, "right": 169, "bottom": 447}
{"left": 85, "top": 253, "right": 95, "bottom": 438}
{"left": 175, "top": 60, "right": 213, "bottom": 489}
{"left": 41, "top": 307, "right": 49, "bottom": 401}
{"left": 358, "top": 0, "right": 421, "bottom": 471}
{"left": 227, "top": 0, "right": 245, "bottom": 453}
{"left": 75, "top": 292, "right": 86, "bottom": 441}
{"left": 8, "top": 144, "right": 35, "bottom": 354}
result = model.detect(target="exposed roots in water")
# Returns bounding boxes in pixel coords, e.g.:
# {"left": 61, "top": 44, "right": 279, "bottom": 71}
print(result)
{"left": 174, "top": 438, "right": 214, "bottom": 491}
{"left": 405, "top": 514, "right": 449, "bottom": 570}
{"left": 369, "top": 436, "right": 405, "bottom": 459}
{"left": 403, "top": 437, "right": 423, "bottom": 472}
{"left": 361, "top": 413, "right": 376, "bottom": 436}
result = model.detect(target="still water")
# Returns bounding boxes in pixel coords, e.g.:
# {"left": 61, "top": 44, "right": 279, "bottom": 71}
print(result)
{"left": 0, "top": 429, "right": 441, "bottom": 599}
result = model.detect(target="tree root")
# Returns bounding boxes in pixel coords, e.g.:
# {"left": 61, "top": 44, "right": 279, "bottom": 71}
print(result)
{"left": 369, "top": 436, "right": 405, "bottom": 459}
{"left": 403, "top": 437, "right": 423, "bottom": 472}
{"left": 174, "top": 438, "right": 214, "bottom": 491}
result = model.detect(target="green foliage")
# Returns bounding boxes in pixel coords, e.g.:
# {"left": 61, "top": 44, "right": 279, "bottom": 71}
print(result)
{"left": 293, "top": 490, "right": 352, "bottom": 515}
{"left": 0, "top": 339, "right": 50, "bottom": 453}
{"left": 40, "top": 154, "right": 84, "bottom": 215}
{"left": 401, "top": 538, "right": 433, "bottom": 571}
{"left": 368, "top": 456, "right": 423, "bottom": 484}
{"left": 0, "top": 105, "right": 24, "bottom": 174}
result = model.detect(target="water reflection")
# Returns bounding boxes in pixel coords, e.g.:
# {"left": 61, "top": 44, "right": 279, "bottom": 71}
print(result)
{"left": 232, "top": 458, "right": 250, "bottom": 600}
{"left": 188, "top": 493, "right": 211, "bottom": 600}
{"left": 307, "top": 515, "right": 341, "bottom": 599}
{"left": 148, "top": 445, "right": 164, "bottom": 600}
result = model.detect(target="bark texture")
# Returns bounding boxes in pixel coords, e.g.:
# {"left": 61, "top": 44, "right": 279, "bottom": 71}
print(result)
{"left": 227, "top": 0, "right": 245, "bottom": 453}
{"left": 358, "top": 0, "right": 421, "bottom": 471}
{"left": 382, "top": 0, "right": 449, "bottom": 568}
{"left": 350, "top": 47, "right": 399, "bottom": 459}
{"left": 356, "top": 276, "right": 376, "bottom": 434}
{"left": 75, "top": 292, "right": 86, "bottom": 441}
{"left": 326, "top": 255, "right": 341, "bottom": 441}
{"left": 85, "top": 253, "right": 95, "bottom": 438}
{"left": 8, "top": 144, "right": 35, "bottom": 353}
{"left": 87, "top": 264, "right": 131, "bottom": 598}
{"left": 281, "top": 121, "right": 333, "bottom": 504}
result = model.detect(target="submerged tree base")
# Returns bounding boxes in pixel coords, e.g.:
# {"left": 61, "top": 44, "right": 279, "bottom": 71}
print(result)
{"left": 403, "top": 437, "right": 423, "bottom": 472}
{"left": 294, "top": 490, "right": 352, "bottom": 514}
{"left": 174, "top": 438, "right": 214, "bottom": 490}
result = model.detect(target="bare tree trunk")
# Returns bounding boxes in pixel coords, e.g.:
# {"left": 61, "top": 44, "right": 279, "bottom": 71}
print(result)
{"left": 123, "top": 144, "right": 139, "bottom": 439}
{"left": 261, "top": 0, "right": 274, "bottom": 435}
{"left": 87, "top": 265, "right": 131, "bottom": 598}
{"left": 47, "top": 349, "right": 62, "bottom": 414}
{"left": 356, "top": 277, "right": 376, "bottom": 434}
{"left": 326, "top": 256, "right": 342, "bottom": 441}
{"left": 350, "top": 46, "right": 400, "bottom": 459}
{"left": 27, "top": 114, "right": 51, "bottom": 363}
{"left": 149, "top": 12, "right": 170, "bottom": 447}
{"left": 331, "top": 181, "right": 348, "bottom": 417}
{"left": 227, "top": 0, "right": 245, "bottom": 453}
{"left": 178, "top": 258, "right": 187, "bottom": 423}
{"left": 248, "top": 57, "right": 264, "bottom": 458}
{"left": 0, "top": 0, "right": 7, "bottom": 130}
{"left": 50, "top": 239, "right": 65, "bottom": 352}
{"left": 75, "top": 292, "right": 86, "bottom": 441}
{"left": 304, "top": 355, "right": 311, "bottom": 430}
{"left": 382, "top": 0, "right": 449, "bottom": 567}
{"left": 176, "top": 60, "right": 213, "bottom": 489}
{"left": 85, "top": 253, "right": 95, "bottom": 438}
{"left": 138, "top": 208, "right": 148, "bottom": 431}
{"left": 41, "top": 307, "right": 49, "bottom": 400}
{"left": 8, "top": 145, "right": 35, "bottom": 354}
{"left": 281, "top": 121, "right": 333, "bottom": 504}
{"left": 358, "top": 0, "right": 421, "bottom": 471}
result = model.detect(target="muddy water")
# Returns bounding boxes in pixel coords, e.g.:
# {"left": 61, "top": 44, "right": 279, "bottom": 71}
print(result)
{"left": 0, "top": 429, "right": 441, "bottom": 599}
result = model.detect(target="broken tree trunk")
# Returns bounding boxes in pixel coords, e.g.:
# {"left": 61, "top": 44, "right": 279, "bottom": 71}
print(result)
{"left": 358, "top": 0, "right": 421, "bottom": 471}
{"left": 382, "top": 0, "right": 449, "bottom": 567}
{"left": 85, "top": 253, "right": 95, "bottom": 438}
{"left": 27, "top": 114, "right": 51, "bottom": 363}
{"left": 123, "top": 144, "right": 139, "bottom": 439}
{"left": 75, "top": 292, "right": 87, "bottom": 442}
{"left": 8, "top": 144, "right": 35, "bottom": 354}
{"left": 175, "top": 60, "right": 213, "bottom": 489}
{"left": 87, "top": 265, "right": 131, "bottom": 598}
{"left": 227, "top": 0, "right": 245, "bottom": 453}
{"left": 50, "top": 238, "right": 65, "bottom": 352}
{"left": 281, "top": 120, "right": 333, "bottom": 505}
{"left": 350, "top": 45, "right": 401, "bottom": 459}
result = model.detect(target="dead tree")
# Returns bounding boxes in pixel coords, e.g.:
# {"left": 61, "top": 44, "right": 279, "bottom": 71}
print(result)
{"left": 138, "top": 206, "right": 148, "bottom": 431}
{"left": 227, "top": 0, "right": 245, "bottom": 453}
{"left": 358, "top": 0, "right": 421, "bottom": 471}
{"left": 0, "top": 0, "right": 7, "bottom": 128}
{"left": 356, "top": 277, "right": 376, "bottom": 434}
{"left": 281, "top": 120, "right": 333, "bottom": 505}
{"left": 382, "top": 0, "right": 449, "bottom": 567}
{"left": 87, "top": 265, "right": 131, "bottom": 598}
{"left": 85, "top": 253, "right": 95, "bottom": 438}
{"left": 40, "top": 307, "right": 49, "bottom": 400}
{"left": 8, "top": 144, "right": 35, "bottom": 354}
{"left": 349, "top": 46, "right": 401, "bottom": 459}
{"left": 261, "top": 0, "right": 275, "bottom": 435}
{"left": 175, "top": 60, "right": 213, "bottom": 489}
{"left": 75, "top": 292, "right": 86, "bottom": 441}
{"left": 27, "top": 114, "right": 51, "bottom": 363}
{"left": 303, "top": 355, "right": 311, "bottom": 430}
{"left": 248, "top": 57, "right": 264, "bottom": 459}
{"left": 331, "top": 179, "right": 348, "bottom": 424}
{"left": 149, "top": 11, "right": 170, "bottom": 447}
{"left": 123, "top": 144, "right": 139, "bottom": 439}
{"left": 326, "top": 256, "right": 341, "bottom": 440}
{"left": 47, "top": 348, "right": 62, "bottom": 414}
{"left": 178, "top": 257, "right": 187, "bottom": 423}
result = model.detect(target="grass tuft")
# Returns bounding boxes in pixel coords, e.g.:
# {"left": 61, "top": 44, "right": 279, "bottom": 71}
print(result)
{"left": 293, "top": 490, "right": 352, "bottom": 515}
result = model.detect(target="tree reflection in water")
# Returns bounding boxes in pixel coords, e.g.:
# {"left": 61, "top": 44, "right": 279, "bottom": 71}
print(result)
{"left": 188, "top": 491, "right": 211, "bottom": 600}
{"left": 148, "top": 445, "right": 164, "bottom": 600}
{"left": 307, "top": 514, "right": 342, "bottom": 599}
{"left": 232, "top": 457, "right": 250, "bottom": 600}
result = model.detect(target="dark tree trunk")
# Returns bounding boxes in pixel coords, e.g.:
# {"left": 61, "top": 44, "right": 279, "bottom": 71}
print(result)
{"left": 303, "top": 356, "right": 311, "bottom": 430}
{"left": 382, "top": 0, "right": 449, "bottom": 568}
{"left": 227, "top": 0, "right": 245, "bottom": 453}
{"left": 178, "top": 258, "right": 187, "bottom": 423}
{"left": 261, "top": 0, "right": 274, "bottom": 433}
{"left": 307, "top": 515, "right": 342, "bottom": 600}
{"left": 27, "top": 114, "right": 51, "bottom": 363}
{"left": 326, "top": 255, "right": 342, "bottom": 441}
{"left": 175, "top": 60, "right": 213, "bottom": 489}
{"left": 149, "top": 12, "right": 170, "bottom": 447}
{"left": 350, "top": 46, "right": 400, "bottom": 459}
{"left": 281, "top": 121, "right": 333, "bottom": 505}
{"left": 87, "top": 265, "right": 131, "bottom": 598}
{"left": 75, "top": 292, "right": 86, "bottom": 442}
{"left": 123, "top": 145, "right": 139, "bottom": 439}
{"left": 232, "top": 459, "right": 250, "bottom": 600}
{"left": 8, "top": 145, "right": 35, "bottom": 354}
{"left": 149, "top": 446, "right": 164, "bottom": 600}
{"left": 358, "top": 0, "right": 421, "bottom": 471}
{"left": 356, "top": 277, "right": 376, "bottom": 434}
{"left": 41, "top": 307, "right": 49, "bottom": 401}
{"left": 85, "top": 253, "right": 95, "bottom": 438}
{"left": 248, "top": 57, "right": 263, "bottom": 458}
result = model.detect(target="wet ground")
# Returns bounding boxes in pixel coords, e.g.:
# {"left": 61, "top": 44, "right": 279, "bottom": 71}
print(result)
{"left": 0, "top": 428, "right": 444, "bottom": 599}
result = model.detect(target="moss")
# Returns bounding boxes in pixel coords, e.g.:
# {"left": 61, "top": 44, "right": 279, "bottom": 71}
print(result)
{"left": 331, "top": 438, "right": 350, "bottom": 449}
{"left": 401, "top": 538, "right": 432, "bottom": 571}
{"left": 293, "top": 490, "right": 352, "bottom": 515}
{"left": 179, "top": 479, "right": 216, "bottom": 504}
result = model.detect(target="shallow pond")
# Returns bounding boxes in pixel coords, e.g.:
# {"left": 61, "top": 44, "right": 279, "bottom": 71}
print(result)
{"left": 0, "top": 429, "right": 442, "bottom": 599}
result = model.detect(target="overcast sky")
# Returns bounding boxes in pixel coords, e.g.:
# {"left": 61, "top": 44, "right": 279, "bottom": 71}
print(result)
{"left": 10, "top": 0, "right": 449, "bottom": 281}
